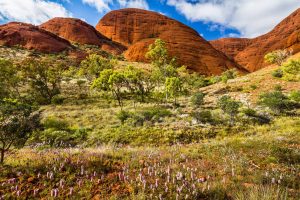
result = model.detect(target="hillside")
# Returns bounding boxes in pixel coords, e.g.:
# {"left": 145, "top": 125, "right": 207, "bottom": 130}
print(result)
{"left": 211, "top": 8, "right": 300, "bottom": 72}
{"left": 0, "top": 22, "right": 72, "bottom": 53}
{"left": 40, "top": 18, "right": 126, "bottom": 55}
{"left": 97, "top": 8, "right": 243, "bottom": 75}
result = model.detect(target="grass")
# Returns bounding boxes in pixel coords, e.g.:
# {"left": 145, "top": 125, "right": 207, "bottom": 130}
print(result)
{"left": 0, "top": 116, "right": 299, "bottom": 199}
{"left": 0, "top": 49, "right": 299, "bottom": 199}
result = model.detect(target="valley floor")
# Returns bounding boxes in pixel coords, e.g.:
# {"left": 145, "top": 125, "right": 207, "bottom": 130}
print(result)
{"left": 0, "top": 116, "right": 299, "bottom": 199}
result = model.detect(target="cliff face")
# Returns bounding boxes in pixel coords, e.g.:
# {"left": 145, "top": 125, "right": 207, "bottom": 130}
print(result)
{"left": 210, "top": 38, "right": 252, "bottom": 60}
{"left": 40, "top": 18, "right": 126, "bottom": 55}
{"left": 0, "top": 22, "right": 72, "bottom": 53}
{"left": 96, "top": 8, "right": 242, "bottom": 75}
{"left": 211, "top": 8, "right": 300, "bottom": 72}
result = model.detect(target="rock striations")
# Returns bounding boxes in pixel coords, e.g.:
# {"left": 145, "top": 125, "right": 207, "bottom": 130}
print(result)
{"left": 96, "top": 8, "right": 242, "bottom": 75}
{"left": 211, "top": 8, "right": 300, "bottom": 72}
{"left": 40, "top": 18, "right": 126, "bottom": 55}
{"left": 1, "top": 8, "right": 299, "bottom": 75}
{"left": 0, "top": 22, "right": 72, "bottom": 53}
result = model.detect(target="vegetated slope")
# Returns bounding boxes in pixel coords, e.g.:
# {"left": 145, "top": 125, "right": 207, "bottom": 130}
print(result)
{"left": 40, "top": 18, "right": 126, "bottom": 55}
{"left": 201, "top": 52, "right": 300, "bottom": 106}
{"left": 96, "top": 8, "right": 244, "bottom": 75}
{"left": 0, "top": 22, "right": 72, "bottom": 53}
{"left": 210, "top": 8, "right": 300, "bottom": 72}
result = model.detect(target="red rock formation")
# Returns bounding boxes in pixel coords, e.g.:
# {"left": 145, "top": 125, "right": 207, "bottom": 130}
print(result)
{"left": 40, "top": 17, "right": 126, "bottom": 55}
{"left": 210, "top": 38, "right": 252, "bottom": 60}
{"left": 96, "top": 8, "right": 243, "bottom": 75}
{"left": 0, "top": 22, "right": 71, "bottom": 53}
{"left": 211, "top": 8, "right": 300, "bottom": 72}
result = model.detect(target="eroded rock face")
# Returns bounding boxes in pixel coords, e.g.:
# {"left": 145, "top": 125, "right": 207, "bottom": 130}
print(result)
{"left": 0, "top": 22, "right": 72, "bottom": 53}
{"left": 211, "top": 8, "right": 300, "bottom": 72}
{"left": 210, "top": 38, "right": 252, "bottom": 60}
{"left": 40, "top": 18, "right": 126, "bottom": 55}
{"left": 96, "top": 8, "right": 242, "bottom": 75}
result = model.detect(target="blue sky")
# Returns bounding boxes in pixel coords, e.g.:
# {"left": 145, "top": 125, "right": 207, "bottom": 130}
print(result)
{"left": 0, "top": 0, "right": 299, "bottom": 40}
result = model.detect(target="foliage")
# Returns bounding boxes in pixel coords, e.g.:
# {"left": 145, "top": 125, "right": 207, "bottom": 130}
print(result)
{"left": 30, "top": 117, "right": 88, "bottom": 148}
{"left": 217, "top": 95, "right": 241, "bottom": 125}
{"left": 289, "top": 90, "right": 300, "bottom": 102}
{"left": 0, "top": 99, "right": 40, "bottom": 163}
{"left": 272, "top": 69, "right": 283, "bottom": 78}
{"left": 221, "top": 69, "right": 238, "bottom": 83}
{"left": 0, "top": 59, "right": 21, "bottom": 100}
{"left": 19, "top": 57, "right": 66, "bottom": 104}
{"left": 258, "top": 90, "right": 292, "bottom": 114}
{"left": 190, "top": 92, "right": 205, "bottom": 108}
{"left": 281, "top": 59, "right": 300, "bottom": 81}
{"left": 79, "top": 54, "right": 115, "bottom": 80}
{"left": 191, "top": 110, "right": 213, "bottom": 124}
{"left": 264, "top": 49, "right": 291, "bottom": 66}
{"left": 165, "top": 77, "right": 183, "bottom": 105}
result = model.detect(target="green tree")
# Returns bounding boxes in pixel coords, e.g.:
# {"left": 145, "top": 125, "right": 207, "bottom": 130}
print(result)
{"left": 123, "top": 65, "right": 154, "bottom": 103}
{"left": 258, "top": 90, "right": 291, "bottom": 114}
{"left": 165, "top": 77, "right": 183, "bottom": 105}
{"left": 79, "top": 54, "right": 115, "bottom": 80}
{"left": 0, "top": 99, "right": 41, "bottom": 164}
{"left": 0, "top": 59, "right": 21, "bottom": 99}
{"left": 264, "top": 50, "right": 291, "bottom": 66}
{"left": 146, "top": 39, "right": 178, "bottom": 82}
{"left": 20, "top": 58, "right": 65, "bottom": 104}
{"left": 218, "top": 95, "right": 241, "bottom": 126}
{"left": 92, "top": 69, "right": 126, "bottom": 108}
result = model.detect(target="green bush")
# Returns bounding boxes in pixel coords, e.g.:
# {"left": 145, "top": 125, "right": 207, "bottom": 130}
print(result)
{"left": 221, "top": 69, "right": 238, "bottom": 83}
{"left": 258, "top": 90, "right": 292, "bottom": 114}
{"left": 272, "top": 69, "right": 283, "bottom": 78}
{"left": 217, "top": 95, "right": 241, "bottom": 125}
{"left": 191, "top": 110, "right": 213, "bottom": 124}
{"left": 51, "top": 95, "right": 65, "bottom": 105}
{"left": 116, "top": 110, "right": 132, "bottom": 124}
{"left": 30, "top": 117, "right": 88, "bottom": 147}
{"left": 281, "top": 59, "right": 300, "bottom": 81}
{"left": 190, "top": 92, "right": 205, "bottom": 108}
{"left": 289, "top": 90, "right": 300, "bottom": 102}
{"left": 43, "top": 117, "right": 69, "bottom": 130}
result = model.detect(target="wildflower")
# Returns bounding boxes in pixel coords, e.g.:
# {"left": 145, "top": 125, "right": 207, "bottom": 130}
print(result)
{"left": 16, "top": 190, "right": 21, "bottom": 197}
{"left": 155, "top": 179, "right": 159, "bottom": 188}
{"left": 69, "top": 187, "right": 74, "bottom": 196}
{"left": 271, "top": 178, "right": 276, "bottom": 184}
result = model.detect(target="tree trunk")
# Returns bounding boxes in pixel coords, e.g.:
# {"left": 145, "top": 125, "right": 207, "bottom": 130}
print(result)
{"left": 0, "top": 149, "right": 4, "bottom": 164}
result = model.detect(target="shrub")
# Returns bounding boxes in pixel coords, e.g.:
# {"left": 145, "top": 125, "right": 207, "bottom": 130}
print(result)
{"left": 281, "top": 59, "right": 300, "bottom": 81}
{"left": 43, "top": 117, "right": 69, "bottom": 130}
{"left": 264, "top": 49, "right": 291, "bottom": 66}
{"left": 217, "top": 95, "right": 241, "bottom": 125}
{"left": 190, "top": 92, "right": 205, "bottom": 108}
{"left": 221, "top": 69, "right": 238, "bottom": 83}
{"left": 289, "top": 90, "right": 300, "bottom": 102}
{"left": 30, "top": 117, "right": 88, "bottom": 147}
{"left": 272, "top": 69, "right": 283, "bottom": 78}
{"left": 258, "top": 90, "right": 291, "bottom": 114}
{"left": 191, "top": 110, "right": 213, "bottom": 124}
{"left": 116, "top": 110, "right": 132, "bottom": 124}
{"left": 51, "top": 95, "right": 65, "bottom": 105}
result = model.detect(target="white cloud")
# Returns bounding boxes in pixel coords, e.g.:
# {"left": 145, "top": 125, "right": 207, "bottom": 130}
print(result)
{"left": 82, "top": 0, "right": 149, "bottom": 13}
{"left": 0, "top": 0, "right": 72, "bottom": 25}
{"left": 166, "top": 0, "right": 300, "bottom": 38}
{"left": 118, "top": 0, "right": 149, "bottom": 9}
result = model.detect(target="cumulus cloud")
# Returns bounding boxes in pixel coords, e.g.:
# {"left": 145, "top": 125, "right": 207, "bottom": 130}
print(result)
{"left": 82, "top": 0, "right": 149, "bottom": 13}
{"left": 166, "top": 0, "right": 300, "bottom": 38}
{"left": 0, "top": 0, "right": 72, "bottom": 24}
